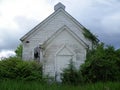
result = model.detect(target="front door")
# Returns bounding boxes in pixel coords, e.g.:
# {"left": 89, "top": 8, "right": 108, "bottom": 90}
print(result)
{"left": 56, "top": 55, "right": 73, "bottom": 81}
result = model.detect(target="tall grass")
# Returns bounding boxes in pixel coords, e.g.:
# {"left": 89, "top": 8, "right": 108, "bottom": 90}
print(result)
{"left": 0, "top": 80, "right": 120, "bottom": 90}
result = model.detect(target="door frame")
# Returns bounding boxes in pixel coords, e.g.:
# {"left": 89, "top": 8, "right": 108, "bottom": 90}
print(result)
{"left": 54, "top": 44, "right": 76, "bottom": 81}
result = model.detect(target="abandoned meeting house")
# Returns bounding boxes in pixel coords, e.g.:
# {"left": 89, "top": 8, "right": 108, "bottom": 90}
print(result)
{"left": 20, "top": 2, "right": 97, "bottom": 81}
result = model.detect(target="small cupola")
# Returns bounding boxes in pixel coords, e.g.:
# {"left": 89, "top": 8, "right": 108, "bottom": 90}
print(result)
{"left": 54, "top": 2, "right": 65, "bottom": 11}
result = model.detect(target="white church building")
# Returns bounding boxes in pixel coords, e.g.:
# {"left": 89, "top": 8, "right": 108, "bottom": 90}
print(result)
{"left": 20, "top": 3, "right": 93, "bottom": 81}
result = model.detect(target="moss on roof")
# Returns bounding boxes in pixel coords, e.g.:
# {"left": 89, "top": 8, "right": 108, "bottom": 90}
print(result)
{"left": 83, "top": 27, "right": 99, "bottom": 45}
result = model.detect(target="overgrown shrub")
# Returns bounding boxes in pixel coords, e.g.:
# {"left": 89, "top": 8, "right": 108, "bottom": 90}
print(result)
{"left": 15, "top": 44, "right": 23, "bottom": 58}
{"left": 0, "top": 57, "right": 43, "bottom": 82}
{"left": 61, "top": 59, "right": 83, "bottom": 85}
{"left": 80, "top": 44, "right": 120, "bottom": 83}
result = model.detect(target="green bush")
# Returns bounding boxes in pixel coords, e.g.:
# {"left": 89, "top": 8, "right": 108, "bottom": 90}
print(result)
{"left": 61, "top": 59, "right": 83, "bottom": 85}
{"left": 80, "top": 44, "right": 120, "bottom": 83}
{"left": 0, "top": 57, "right": 43, "bottom": 81}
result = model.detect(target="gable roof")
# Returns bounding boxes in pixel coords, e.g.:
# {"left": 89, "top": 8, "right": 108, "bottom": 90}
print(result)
{"left": 42, "top": 25, "right": 88, "bottom": 49}
{"left": 20, "top": 3, "right": 85, "bottom": 41}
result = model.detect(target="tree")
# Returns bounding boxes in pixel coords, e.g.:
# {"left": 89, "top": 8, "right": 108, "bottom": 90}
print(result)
{"left": 15, "top": 44, "right": 23, "bottom": 58}
{"left": 0, "top": 57, "right": 43, "bottom": 81}
{"left": 61, "top": 59, "right": 83, "bottom": 85}
{"left": 80, "top": 43, "right": 120, "bottom": 83}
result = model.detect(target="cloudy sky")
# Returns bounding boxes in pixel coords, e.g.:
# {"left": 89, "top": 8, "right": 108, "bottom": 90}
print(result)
{"left": 0, "top": 0, "right": 120, "bottom": 58}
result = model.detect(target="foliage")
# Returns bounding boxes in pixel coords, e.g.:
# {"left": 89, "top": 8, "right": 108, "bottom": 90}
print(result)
{"left": 15, "top": 44, "right": 23, "bottom": 58}
{"left": 0, "top": 57, "right": 43, "bottom": 82}
{"left": 83, "top": 27, "right": 99, "bottom": 46}
{"left": 80, "top": 43, "right": 120, "bottom": 83}
{"left": 2, "top": 43, "right": 120, "bottom": 85}
{"left": 0, "top": 80, "right": 120, "bottom": 90}
{"left": 61, "top": 59, "right": 83, "bottom": 85}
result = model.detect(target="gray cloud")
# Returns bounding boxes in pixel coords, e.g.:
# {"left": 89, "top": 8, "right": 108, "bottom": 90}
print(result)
{"left": 0, "top": 0, "right": 120, "bottom": 58}
{"left": 0, "top": 16, "right": 39, "bottom": 52}
{"left": 99, "top": 33, "right": 120, "bottom": 49}
{"left": 68, "top": 0, "right": 120, "bottom": 48}
{"left": 14, "top": 16, "right": 39, "bottom": 35}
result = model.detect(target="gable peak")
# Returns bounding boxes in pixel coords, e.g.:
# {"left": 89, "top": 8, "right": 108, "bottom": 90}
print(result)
{"left": 54, "top": 2, "right": 65, "bottom": 11}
